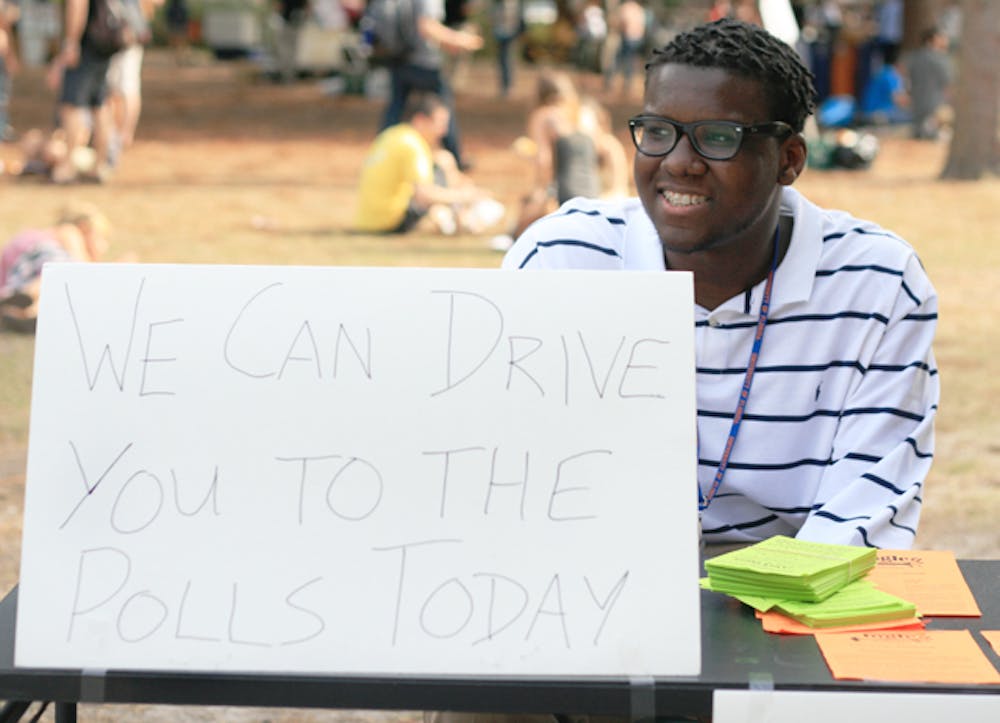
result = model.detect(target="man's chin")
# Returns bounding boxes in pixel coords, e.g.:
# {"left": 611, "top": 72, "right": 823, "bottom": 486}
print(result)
{"left": 658, "top": 233, "right": 718, "bottom": 257}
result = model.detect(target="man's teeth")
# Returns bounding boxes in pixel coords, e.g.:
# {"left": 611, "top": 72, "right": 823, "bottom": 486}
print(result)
{"left": 662, "top": 191, "right": 707, "bottom": 207}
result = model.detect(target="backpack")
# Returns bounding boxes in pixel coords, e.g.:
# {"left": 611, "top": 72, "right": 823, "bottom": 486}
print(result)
{"left": 121, "top": 0, "right": 153, "bottom": 46}
{"left": 360, "top": 0, "right": 417, "bottom": 67}
{"left": 84, "top": 0, "right": 131, "bottom": 58}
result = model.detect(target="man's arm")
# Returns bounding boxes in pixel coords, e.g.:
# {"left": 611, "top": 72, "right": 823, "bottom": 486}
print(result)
{"left": 59, "top": 0, "right": 89, "bottom": 67}
{"left": 797, "top": 253, "right": 939, "bottom": 548}
{"left": 416, "top": 11, "right": 482, "bottom": 53}
{"left": 412, "top": 179, "right": 483, "bottom": 206}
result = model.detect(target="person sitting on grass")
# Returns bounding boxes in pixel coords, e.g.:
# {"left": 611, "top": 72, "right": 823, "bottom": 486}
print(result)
{"left": 353, "top": 92, "right": 504, "bottom": 236}
{"left": 0, "top": 201, "right": 111, "bottom": 332}
{"left": 858, "top": 46, "right": 911, "bottom": 127}
{"left": 491, "top": 69, "right": 629, "bottom": 250}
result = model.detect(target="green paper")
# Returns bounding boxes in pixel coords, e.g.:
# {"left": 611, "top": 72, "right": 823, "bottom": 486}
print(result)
{"left": 700, "top": 577, "right": 781, "bottom": 611}
{"left": 774, "top": 579, "right": 917, "bottom": 628}
{"left": 703, "top": 535, "right": 877, "bottom": 602}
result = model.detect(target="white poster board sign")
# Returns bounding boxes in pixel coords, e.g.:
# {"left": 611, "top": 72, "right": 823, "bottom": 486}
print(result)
{"left": 16, "top": 263, "right": 700, "bottom": 677}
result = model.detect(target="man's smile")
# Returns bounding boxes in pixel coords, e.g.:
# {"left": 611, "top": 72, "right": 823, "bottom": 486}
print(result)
{"left": 661, "top": 190, "right": 710, "bottom": 208}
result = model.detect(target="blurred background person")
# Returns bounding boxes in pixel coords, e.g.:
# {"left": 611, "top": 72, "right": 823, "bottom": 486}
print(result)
{"left": 356, "top": 92, "right": 502, "bottom": 236}
{"left": 0, "top": 0, "right": 19, "bottom": 150}
{"left": 491, "top": 0, "right": 522, "bottom": 98}
{"left": 164, "top": 0, "right": 191, "bottom": 64}
{"left": 272, "top": 0, "right": 309, "bottom": 83}
{"left": 47, "top": 0, "right": 119, "bottom": 183}
{"left": 603, "top": 0, "right": 646, "bottom": 97}
{"left": 905, "top": 26, "right": 952, "bottom": 140}
{"left": 873, "top": 0, "right": 903, "bottom": 68}
{"left": 105, "top": 0, "right": 157, "bottom": 167}
{"left": 379, "top": 0, "right": 483, "bottom": 172}
{"left": 442, "top": 0, "right": 474, "bottom": 89}
{"left": 0, "top": 201, "right": 111, "bottom": 332}
{"left": 574, "top": 0, "right": 606, "bottom": 73}
{"left": 858, "top": 45, "right": 910, "bottom": 126}
{"left": 492, "top": 69, "right": 627, "bottom": 249}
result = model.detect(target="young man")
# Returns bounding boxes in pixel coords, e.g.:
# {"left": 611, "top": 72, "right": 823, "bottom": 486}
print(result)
{"left": 354, "top": 92, "right": 500, "bottom": 235}
{"left": 503, "top": 18, "right": 939, "bottom": 550}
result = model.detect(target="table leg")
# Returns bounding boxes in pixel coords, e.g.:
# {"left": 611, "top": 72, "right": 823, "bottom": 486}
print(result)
{"left": 54, "top": 702, "right": 77, "bottom": 723}
{"left": 0, "top": 701, "right": 30, "bottom": 723}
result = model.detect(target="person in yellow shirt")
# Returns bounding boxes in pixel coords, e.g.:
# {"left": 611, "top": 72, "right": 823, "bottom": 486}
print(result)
{"left": 354, "top": 92, "right": 503, "bottom": 235}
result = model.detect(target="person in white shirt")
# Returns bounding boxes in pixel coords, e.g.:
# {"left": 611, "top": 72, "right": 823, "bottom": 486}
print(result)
{"left": 504, "top": 18, "right": 939, "bottom": 552}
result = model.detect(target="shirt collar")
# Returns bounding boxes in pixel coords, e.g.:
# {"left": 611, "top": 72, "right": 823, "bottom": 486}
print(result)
{"left": 772, "top": 186, "right": 822, "bottom": 309}
{"left": 704, "top": 187, "right": 822, "bottom": 319}
{"left": 622, "top": 187, "right": 822, "bottom": 313}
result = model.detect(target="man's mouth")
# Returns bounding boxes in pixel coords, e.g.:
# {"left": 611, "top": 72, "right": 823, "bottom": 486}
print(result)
{"left": 661, "top": 190, "right": 708, "bottom": 207}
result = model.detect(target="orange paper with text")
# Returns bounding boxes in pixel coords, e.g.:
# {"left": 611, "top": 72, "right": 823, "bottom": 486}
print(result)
{"left": 866, "top": 549, "right": 981, "bottom": 616}
{"left": 815, "top": 630, "right": 1000, "bottom": 684}
{"left": 983, "top": 631, "right": 1000, "bottom": 656}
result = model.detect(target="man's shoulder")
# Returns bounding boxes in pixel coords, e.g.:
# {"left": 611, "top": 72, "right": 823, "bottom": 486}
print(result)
{"left": 789, "top": 188, "right": 912, "bottom": 257}
{"left": 813, "top": 208, "right": 915, "bottom": 261}
{"left": 798, "top": 198, "right": 933, "bottom": 300}
{"left": 502, "top": 197, "right": 648, "bottom": 270}
{"left": 379, "top": 124, "right": 428, "bottom": 155}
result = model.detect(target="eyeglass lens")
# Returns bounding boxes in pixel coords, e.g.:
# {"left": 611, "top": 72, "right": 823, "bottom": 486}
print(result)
{"left": 633, "top": 119, "right": 743, "bottom": 160}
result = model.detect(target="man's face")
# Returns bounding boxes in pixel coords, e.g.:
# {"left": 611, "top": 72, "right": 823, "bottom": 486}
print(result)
{"left": 634, "top": 63, "right": 798, "bottom": 257}
{"left": 428, "top": 106, "right": 451, "bottom": 142}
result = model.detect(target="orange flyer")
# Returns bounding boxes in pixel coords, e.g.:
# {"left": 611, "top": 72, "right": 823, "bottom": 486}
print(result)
{"left": 757, "top": 609, "right": 924, "bottom": 635}
{"left": 866, "top": 549, "right": 981, "bottom": 616}
{"left": 983, "top": 630, "right": 1000, "bottom": 656}
{"left": 815, "top": 630, "right": 1000, "bottom": 685}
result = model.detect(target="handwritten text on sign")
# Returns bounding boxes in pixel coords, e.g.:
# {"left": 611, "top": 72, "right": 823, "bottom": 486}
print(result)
{"left": 16, "top": 264, "right": 700, "bottom": 676}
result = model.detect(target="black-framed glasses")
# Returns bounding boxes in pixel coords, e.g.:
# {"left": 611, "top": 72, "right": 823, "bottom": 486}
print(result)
{"left": 627, "top": 115, "right": 793, "bottom": 161}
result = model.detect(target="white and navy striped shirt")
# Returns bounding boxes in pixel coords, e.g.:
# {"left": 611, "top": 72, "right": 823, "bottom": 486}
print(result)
{"left": 503, "top": 187, "right": 939, "bottom": 549}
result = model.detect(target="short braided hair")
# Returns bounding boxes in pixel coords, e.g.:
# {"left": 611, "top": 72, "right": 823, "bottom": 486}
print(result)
{"left": 646, "top": 19, "right": 817, "bottom": 132}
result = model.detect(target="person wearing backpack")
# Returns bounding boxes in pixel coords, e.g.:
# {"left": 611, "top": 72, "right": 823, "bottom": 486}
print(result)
{"left": 47, "top": 0, "right": 127, "bottom": 183}
{"left": 376, "top": 0, "right": 483, "bottom": 172}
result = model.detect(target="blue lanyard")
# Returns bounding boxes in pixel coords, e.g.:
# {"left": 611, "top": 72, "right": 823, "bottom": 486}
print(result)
{"left": 698, "top": 225, "right": 780, "bottom": 512}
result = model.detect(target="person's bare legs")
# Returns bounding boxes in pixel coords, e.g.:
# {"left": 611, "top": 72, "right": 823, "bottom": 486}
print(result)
{"left": 107, "top": 85, "right": 141, "bottom": 149}
{"left": 52, "top": 101, "right": 113, "bottom": 183}
{"left": 51, "top": 104, "right": 89, "bottom": 183}
{"left": 90, "top": 100, "right": 112, "bottom": 177}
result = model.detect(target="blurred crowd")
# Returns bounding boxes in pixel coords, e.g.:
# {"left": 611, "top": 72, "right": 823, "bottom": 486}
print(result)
{"left": 0, "top": 0, "right": 172, "bottom": 182}
{"left": 0, "top": 0, "right": 966, "bottom": 262}
{"left": 794, "top": 0, "right": 958, "bottom": 141}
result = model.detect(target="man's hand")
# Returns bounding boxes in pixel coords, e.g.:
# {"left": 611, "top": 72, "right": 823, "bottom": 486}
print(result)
{"left": 45, "top": 59, "right": 65, "bottom": 91}
{"left": 59, "top": 38, "right": 81, "bottom": 68}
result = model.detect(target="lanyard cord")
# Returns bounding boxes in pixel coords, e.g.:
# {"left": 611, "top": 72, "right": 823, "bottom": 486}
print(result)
{"left": 698, "top": 224, "right": 780, "bottom": 512}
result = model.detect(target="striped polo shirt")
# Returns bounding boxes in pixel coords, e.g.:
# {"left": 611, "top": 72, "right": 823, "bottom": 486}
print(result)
{"left": 502, "top": 187, "right": 939, "bottom": 549}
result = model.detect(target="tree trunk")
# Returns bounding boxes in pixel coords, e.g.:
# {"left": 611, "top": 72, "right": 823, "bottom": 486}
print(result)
{"left": 940, "top": 0, "right": 1000, "bottom": 180}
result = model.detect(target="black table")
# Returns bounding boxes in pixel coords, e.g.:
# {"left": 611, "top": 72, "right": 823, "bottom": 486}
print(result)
{"left": 2, "top": 561, "right": 998, "bottom": 722}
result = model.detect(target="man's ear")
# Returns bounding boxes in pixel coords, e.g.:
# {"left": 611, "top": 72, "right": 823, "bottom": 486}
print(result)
{"left": 778, "top": 134, "right": 807, "bottom": 186}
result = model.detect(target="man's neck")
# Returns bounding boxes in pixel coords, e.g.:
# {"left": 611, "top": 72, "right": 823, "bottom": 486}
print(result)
{"left": 667, "top": 216, "right": 792, "bottom": 311}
